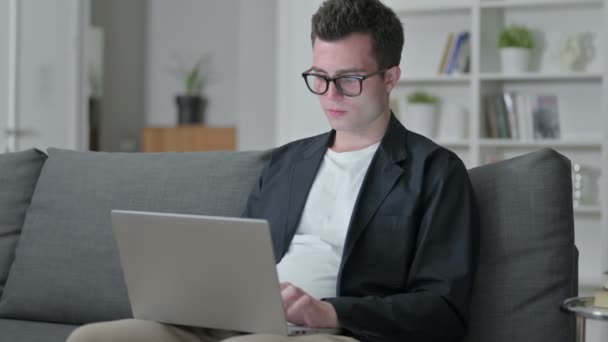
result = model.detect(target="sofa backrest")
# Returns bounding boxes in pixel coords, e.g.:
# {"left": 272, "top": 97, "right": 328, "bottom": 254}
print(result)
{"left": 0, "top": 149, "right": 46, "bottom": 298}
{"left": 465, "top": 148, "right": 577, "bottom": 342}
{"left": 0, "top": 148, "right": 270, "bottom": 324}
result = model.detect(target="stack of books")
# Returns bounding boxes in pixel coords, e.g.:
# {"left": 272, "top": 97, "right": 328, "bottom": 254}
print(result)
{"left": 438, "top": 31, "right": 470, "bottom": 75}
{"left": 595, "top": 288, "right": 608, "bottom": 308}
{"left": 483, "top": 93, "right": 560, "bottom": 140}
{"left": 592, "top": 273, "right": 608, "bottom": 308}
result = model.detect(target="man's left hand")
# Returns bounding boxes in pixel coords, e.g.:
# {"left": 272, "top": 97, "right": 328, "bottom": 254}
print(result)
{"left": 280, "top": 282, "right": 339, "bottom": 329}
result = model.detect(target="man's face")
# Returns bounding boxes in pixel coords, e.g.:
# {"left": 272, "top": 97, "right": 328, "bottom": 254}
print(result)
{"left": 310, "top": 33, "right": 399, "bottom": 135}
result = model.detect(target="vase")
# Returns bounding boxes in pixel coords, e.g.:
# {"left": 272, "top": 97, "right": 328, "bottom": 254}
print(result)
{"left": 571, "top": 163, "right": 600, "bottom": 207}
{"left": 176, "top": 95, "right": 207, "bottom": 124}
{"left": 500, "top": 48, "right": 531, "bottom": 73}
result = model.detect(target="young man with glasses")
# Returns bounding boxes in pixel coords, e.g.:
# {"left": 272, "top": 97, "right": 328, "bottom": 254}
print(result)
{"left": 67, "top": 1, "right": 478, "bottom": 342}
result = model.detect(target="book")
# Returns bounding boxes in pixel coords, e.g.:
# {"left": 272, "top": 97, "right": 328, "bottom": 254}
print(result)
{"left": 594, "top": 290, "right": 608, "bottom": 308}
{"left": 438, "top": 33, "right": 455, "bottom": 74}
{"left": 453, "top": 32, "right": 470, "bottom": 74}
{"left": 532, "top": 95, "right": 560, "bottom": 139}
{"left": 446, "top": 31, "right": 469, "bottom": 74}
{"left": 495, "top": 95, "right": 511, "bottom": 138}
{"left": 514, "top": 93, "right": 533, "bottom": 140}
{"left": 484, "top": 95, "right": 499, "bottom": 138}
{"left": 503, "top": 93, "right": 519, "bottom": 140}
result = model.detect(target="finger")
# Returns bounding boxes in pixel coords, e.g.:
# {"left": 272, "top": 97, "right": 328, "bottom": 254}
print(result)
{"left": 285, "top": 294, "right": 314, "bottom": 326}
{"left": 281, "top": 284, "right": 304, "bottom": 311}
{"left": 280, "top": 283, "right": 304, "bottom": 301}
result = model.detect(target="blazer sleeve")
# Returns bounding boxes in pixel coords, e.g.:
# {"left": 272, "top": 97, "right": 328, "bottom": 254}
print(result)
{"left": 325, "top": 151, "right": 479, "bottom": 342}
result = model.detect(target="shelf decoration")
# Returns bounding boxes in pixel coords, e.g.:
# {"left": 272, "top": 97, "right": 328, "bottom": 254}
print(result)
{"left": 499, "top": 25, "right": 535, "bottom": 73}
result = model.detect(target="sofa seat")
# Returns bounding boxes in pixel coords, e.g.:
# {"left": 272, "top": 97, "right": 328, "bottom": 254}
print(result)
{"left": 0, "top": 318, "right": 77, "bottom": 342}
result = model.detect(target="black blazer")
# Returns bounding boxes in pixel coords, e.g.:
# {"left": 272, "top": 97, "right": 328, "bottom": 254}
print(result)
{"left": 243, "top": 114, "right": 479, "bottom": 342}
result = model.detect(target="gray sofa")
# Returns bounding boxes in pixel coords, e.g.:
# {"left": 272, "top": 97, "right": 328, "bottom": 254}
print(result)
{"left": 0, "top": 147, "right": 577, "bottom": 342}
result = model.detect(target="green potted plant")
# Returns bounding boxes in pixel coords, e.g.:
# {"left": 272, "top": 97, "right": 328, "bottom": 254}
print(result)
{"left": 404, "top": 91, "right": 440, "bottom": 138}
{"left": 173, "top": 57, "right": 208, "bottom": 124}
{"left": 499, "top": 25, "right": 535, "bottom": 73}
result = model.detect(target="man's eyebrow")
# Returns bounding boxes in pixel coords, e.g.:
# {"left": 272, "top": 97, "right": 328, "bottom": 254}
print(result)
{"left": 308, "top": 67, "right": 367, "bottom": 75}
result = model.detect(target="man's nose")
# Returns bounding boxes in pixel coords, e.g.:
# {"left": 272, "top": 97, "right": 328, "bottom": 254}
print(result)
{"left": 326, "top": 81, "right": 343, "bottom": 101}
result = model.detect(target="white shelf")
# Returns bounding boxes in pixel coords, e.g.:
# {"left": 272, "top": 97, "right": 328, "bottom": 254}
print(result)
{"left": 480, "top": 0, "right": 603, "bottom": 9}
{"left": 575, "top": 205, "right": 602, "bottom": 215}
{"left": 399, "top": 75, "right": 471, "bottom": 84}
{"left": 391, "top": 1, "right": 472, "bottom": 14}
{"left": 437, "top": 140, "right": 470, "bottom": 148}
{"left": 479, "top": 72, "right": 603, "bottom": 82}
{"left": 479, "top": 139, "right": 602, "bottom": 149}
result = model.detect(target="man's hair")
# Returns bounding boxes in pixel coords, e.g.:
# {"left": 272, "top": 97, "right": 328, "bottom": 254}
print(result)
{"left": 311, "top": 0, "right": 404, "bottom": 70}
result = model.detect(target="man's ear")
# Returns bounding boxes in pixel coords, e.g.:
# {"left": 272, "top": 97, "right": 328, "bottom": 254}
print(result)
{"left": 384, "top": 66, "right": 401, "bottom": 92}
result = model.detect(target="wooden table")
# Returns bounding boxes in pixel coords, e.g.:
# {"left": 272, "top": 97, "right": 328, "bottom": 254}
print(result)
{"left": 141, "top": 126, "right": 236, "bottom": 152}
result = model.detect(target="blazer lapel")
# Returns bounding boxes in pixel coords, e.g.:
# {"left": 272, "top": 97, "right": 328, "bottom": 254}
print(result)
{"left": 340, "top": 114, "right": 409, "bottom": 269}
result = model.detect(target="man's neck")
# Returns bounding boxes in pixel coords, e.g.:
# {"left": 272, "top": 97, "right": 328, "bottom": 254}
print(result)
{"left": 330, "top": 112, "right": 390, "bottom": 153}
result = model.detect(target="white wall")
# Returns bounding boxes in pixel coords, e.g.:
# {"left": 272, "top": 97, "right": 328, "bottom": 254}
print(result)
{"left": 145, "top": 0, "right": 277, "bottom": 150}
{"left": 145, "top": 0, "right": 239, "bottom": 127}
{"left": 276, "top": 0, "right": 327, "bottom": 146}
{"left": 235, "top": 0, "right": 277, "bottom": 150}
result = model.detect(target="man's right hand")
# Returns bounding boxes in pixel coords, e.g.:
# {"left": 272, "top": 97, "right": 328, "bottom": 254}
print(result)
{"left": 280, "top": 282, "right": 339, "bottom": 329}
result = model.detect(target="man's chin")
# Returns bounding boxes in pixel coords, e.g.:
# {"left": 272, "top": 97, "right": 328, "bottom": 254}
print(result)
{"left": 326, "top": 120, "right": 358, "bottom": 133}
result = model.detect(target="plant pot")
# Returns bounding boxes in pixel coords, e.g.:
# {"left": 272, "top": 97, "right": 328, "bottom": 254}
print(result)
{"left": 500, "top": 47, "right": 531, "bottom": 73}
{"left": 176, "top": 95, "right": 207, "bottom": 124}
{"left": 402, "top": 103, "right": 438, "bottom": 138}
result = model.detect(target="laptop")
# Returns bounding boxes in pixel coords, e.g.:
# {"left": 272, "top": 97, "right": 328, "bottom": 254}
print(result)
{"left": 111, "top": 209, "right": 340, "bottom": 336}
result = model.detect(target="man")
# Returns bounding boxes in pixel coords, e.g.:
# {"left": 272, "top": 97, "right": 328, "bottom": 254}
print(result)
{"left": 67, "top": 0, "right": 478, "bottom": 341}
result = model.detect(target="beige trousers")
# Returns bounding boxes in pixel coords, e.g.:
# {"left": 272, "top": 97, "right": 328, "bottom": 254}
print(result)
{"left": 66, "top": 319, "right": 359, "bottom": 342}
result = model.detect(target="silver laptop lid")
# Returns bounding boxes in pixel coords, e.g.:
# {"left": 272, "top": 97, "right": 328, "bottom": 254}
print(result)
{"left": 111, "top": 210, "right": 288, "bottom": 335}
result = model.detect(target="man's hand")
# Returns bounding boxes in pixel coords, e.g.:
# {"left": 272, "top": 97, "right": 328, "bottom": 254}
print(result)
{"left": 280, "top": 282, "right": 339, "bottom": 329}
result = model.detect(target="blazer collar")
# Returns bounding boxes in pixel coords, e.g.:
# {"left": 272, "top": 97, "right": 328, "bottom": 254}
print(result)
{"left": 283, "top": 112, "right": 409, "bottom": 256}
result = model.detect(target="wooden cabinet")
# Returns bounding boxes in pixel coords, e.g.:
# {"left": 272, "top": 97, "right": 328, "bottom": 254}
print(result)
{"left": 141, "top": 126, "right": 236, "bottom": 152}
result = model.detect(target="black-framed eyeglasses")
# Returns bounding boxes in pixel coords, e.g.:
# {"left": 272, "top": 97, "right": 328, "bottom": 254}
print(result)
{"left": 301, "top": 69, "right": 388, "bottom": 97}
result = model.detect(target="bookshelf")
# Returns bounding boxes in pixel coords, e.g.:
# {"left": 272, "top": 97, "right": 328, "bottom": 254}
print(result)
{"left": 399, "top": 75, "right": 471, "bottom": 84}
{"left": 479, "top": 0, "right": 603, "bottom": 9}
{"left": 389, "top": 2, "right": 606, "bottom": 337}
{"left": 479, "top": 71, "right": 603, "bottom": 81}
{"left": 385, "top": 1, "right": 472, "bottom": 13}
{"left": 478, "top": 139, "right": 602, "bottom": 148}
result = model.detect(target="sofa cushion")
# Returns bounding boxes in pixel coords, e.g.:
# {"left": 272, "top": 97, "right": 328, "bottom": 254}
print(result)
{"left": 0, "top": 148, "right": 270, "bottom": 324}
{"left": 0, "top": 149, "right": 46, "bottom": 297}
{"left": 464, "top": 148, "right": 577, "bottom": 342}
{"left": 0, "top": 318, "right": 77, "bottom": 342}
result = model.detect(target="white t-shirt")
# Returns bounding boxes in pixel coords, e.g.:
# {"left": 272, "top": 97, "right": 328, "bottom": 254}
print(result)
{"left": 276, "top": 142, "right": 380, "bottom": 299}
